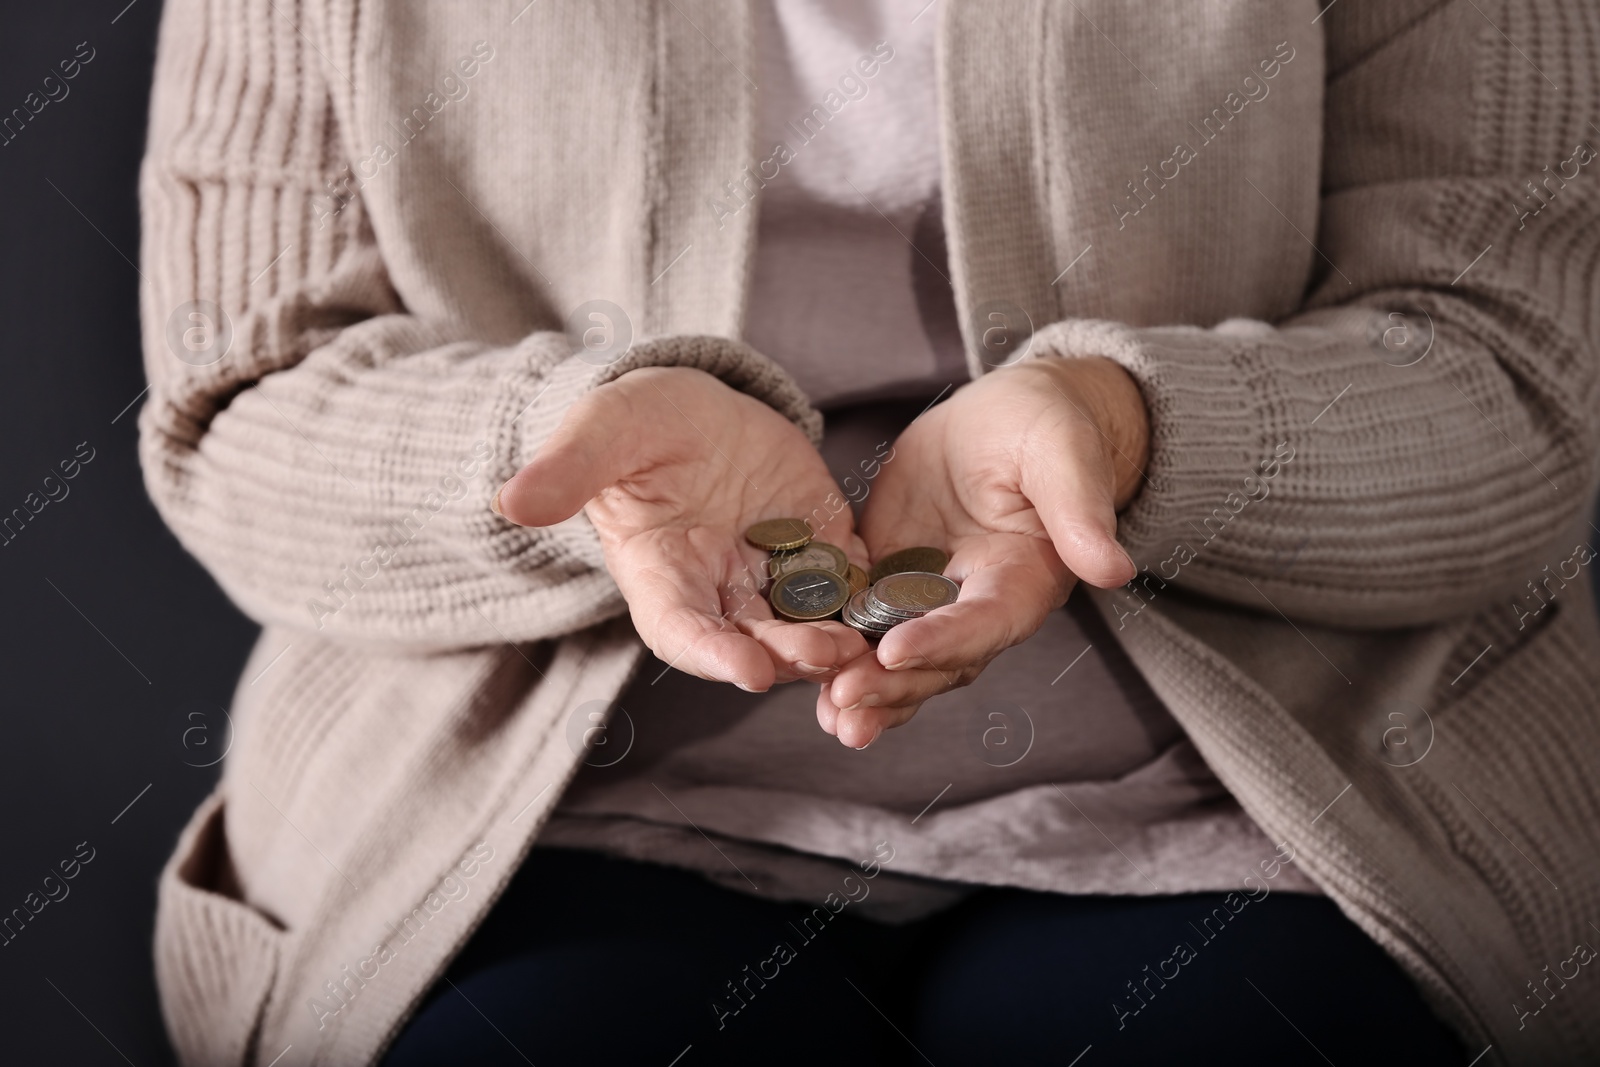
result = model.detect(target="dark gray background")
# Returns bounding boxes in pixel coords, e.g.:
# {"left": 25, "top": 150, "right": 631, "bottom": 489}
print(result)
{"left": 0, "top": 2, "right": 257, "bottom": 1062}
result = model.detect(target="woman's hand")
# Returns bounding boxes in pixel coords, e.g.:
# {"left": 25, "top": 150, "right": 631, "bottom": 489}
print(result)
{"left": 820, "top": 356, "right": 1150, "bottom": 748}
{"left": 495, "top": 366, "right": 870, "bottom": 691}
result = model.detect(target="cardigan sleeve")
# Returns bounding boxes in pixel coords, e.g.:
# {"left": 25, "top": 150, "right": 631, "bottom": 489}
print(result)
{"left": 1034, "top": 0, "right": 1600, "bottom": 629}
{"left": 135, "top": 0, "right": 818, "bottom": 650}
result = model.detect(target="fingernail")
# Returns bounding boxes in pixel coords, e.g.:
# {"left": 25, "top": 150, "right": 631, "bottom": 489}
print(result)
{"left": 852, "top": 724, "right": 884, "bottom": 750}
{"left": 490, "top": 487, "right": 505, "bottom": 516}
{"left": 880, "top": 656, "right": 914, "bottom": 670}
{"left": 796, "top": 661, "right": 827, "bottom": 675}
{"left": 736, "top": 682, "right": 763, "bottom": 693}
{"left": 861, "top": 694, "right": 881, "bottom": 707}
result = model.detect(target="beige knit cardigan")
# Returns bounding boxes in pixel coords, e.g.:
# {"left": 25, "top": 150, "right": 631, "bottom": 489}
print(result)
{"left": 138, "top": 0, "right": 1600, "bottom": 1063}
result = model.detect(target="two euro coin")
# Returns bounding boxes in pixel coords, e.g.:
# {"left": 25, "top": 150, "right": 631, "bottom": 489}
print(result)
{"left": 845, "top": 571, "right": 959, "bottom": 640}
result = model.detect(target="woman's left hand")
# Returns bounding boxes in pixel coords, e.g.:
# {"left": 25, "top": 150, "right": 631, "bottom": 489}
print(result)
{"left": 820, "top": 355, "right": 1151, "bottom": 748}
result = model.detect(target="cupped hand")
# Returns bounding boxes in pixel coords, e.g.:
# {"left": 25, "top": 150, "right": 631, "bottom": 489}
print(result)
{"left": 495, "top": 366, "right": 870, "bottom": 691}
{"left": 820, "top": 356, "right": 1150, "bottom": 748}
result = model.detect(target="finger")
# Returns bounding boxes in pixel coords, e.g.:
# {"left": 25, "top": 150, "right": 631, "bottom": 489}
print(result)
{"left": 819, "top": 620, "right": 877, "bottom": 667}
{"left": 738, "top": 618, "right": 861, "bottom": 682}
{"left": 816, "top": 684, "right": 841, "bottom": 736}
{"left": 828, "top": 654, "right": 956, "bottom": 718}
{"left": 646, "top": 603, "right": 778, "bottom": 692}
{"left": 827, "top": 649, "right": 950, "bottom": 747}
{"left": 835, "top": 700, "right": 920, "bottom": 750}
{"left": 623, "top": 559, "right": 778, "bottom": 691}
{"left": 876, "top": 541, "right": 1066, "bottom": 672}
{"left": 1020, "top": 418, "right": 1137, "bottom": 588}
{"left": 494, "top": 387, "right": 640, "bottom": 527}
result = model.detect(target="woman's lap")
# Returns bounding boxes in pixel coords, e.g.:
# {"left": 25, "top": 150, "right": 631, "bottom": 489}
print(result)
{"left": 908, "top": 888, "right": 1465, "bottom": 1065}
{"left": 381, "top": 847, "right": 914, "bottom": 1066}
{"left": 382, "top": 848, "right": 1464, "bottom": 1067}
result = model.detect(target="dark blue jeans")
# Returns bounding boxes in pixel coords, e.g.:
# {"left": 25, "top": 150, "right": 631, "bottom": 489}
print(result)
{"left": 382, "top": 847, "right": 1466, "bottom": 1066}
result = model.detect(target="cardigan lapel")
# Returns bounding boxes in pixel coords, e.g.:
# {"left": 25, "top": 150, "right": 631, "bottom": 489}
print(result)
{"left": 347, "top": 2, "right": 757, "bottom": 346}
{"left": 649, "top": 0, "right": 759, "bottom": 339}
{"left": 939, "top": 0, "right": 1324, "bottom": 365}
{"left": 939, "top": 0, "right": 1058, "bottom": 378}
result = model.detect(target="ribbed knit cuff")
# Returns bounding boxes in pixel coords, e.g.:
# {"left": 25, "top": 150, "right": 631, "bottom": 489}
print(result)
{"left": 595, "top": 335, "right": 823, "bottom": 446}
{"left": 500, "top": 332, "right": 824, "bottom": 570}
{"left": 513, "top": 332, "right": 822, "bottom": 467}
{"left": 1028, "top": 319, "right": 1276, "bottom": 568}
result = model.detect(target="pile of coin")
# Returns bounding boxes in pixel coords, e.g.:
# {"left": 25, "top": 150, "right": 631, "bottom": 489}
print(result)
{"left": 842, "top": 569, "right": 960, "bottom": 640}
{"left": 744, "top": 519, "right": 957, "bottom": 640}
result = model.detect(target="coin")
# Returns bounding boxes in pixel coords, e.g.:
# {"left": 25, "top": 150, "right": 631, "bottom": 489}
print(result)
{"left": 844, "top": 590, "right": 893, "bottom": 636}
{"left": 860, "top": 596, "right": 906, "bottom": 626}
{"left": 772, "top": 541, "right": 849, "bottom": 578}
{"left": 870, "top": 572, "right": 959, "bottom": 617}
{"left": 869, "top": 546, "right": 949, "bottom": 585}
{"left": 845, "top": 563, "right": 870, "bottom": 597}
{"left": 770, "top": 568, "right": 850, "bottom": 621}
{"left": 745, "top": 518, "right": 813, "bottom": 552}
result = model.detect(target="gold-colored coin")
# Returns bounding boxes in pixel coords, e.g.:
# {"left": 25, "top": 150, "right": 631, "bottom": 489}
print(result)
{"left": 745, "top": 518, "right": 813, "bottom": 552}
{"left": 845, "top": 563, "right": 870, "bottom": 597}
{"left": 869, "top": 546, "right": 949, "bottom": 585}
{"left": 769, "top": 568, "right": 850, "bottom": 621}
{"left": 772, "top": 541, "right": 850, "bottom": 579}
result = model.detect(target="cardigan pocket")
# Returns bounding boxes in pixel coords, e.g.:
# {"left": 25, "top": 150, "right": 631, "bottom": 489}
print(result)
{"left": 1397, "top": 598, "right": 1600, "bottom": 1059}
{"left": 155, "top": 789, "right": 284, "bottom": 1067}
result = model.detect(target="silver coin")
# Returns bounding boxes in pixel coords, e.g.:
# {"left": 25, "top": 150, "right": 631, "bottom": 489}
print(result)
{"left": 861, "top": 593, "right": 913, "bottom": 626}
{"left": 846, "top": 620, "right": 888, "bottom": 641}
{"left": 869, "top": 572, "right": 958, "bottom": 617}
{"left": 770, "top": 568, "right": 850, "bottom": 621}
{"left": 844, "top": 592, "right": 893, "bottom": 638}
{"left": 844, "top": 590, "right": 894, "bottom": 632}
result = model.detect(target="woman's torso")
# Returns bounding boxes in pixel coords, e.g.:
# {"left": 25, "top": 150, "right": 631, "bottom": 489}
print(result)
{"left": 545, "top": 0, "right": 1314, "bottom": 914}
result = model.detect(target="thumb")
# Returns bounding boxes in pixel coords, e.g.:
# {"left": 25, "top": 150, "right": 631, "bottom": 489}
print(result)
{"left": 1020, "top": 425, "right": 1138, "bottom": 589}
{"left": 494, "top": 393, "right": 636, "bottom": 527}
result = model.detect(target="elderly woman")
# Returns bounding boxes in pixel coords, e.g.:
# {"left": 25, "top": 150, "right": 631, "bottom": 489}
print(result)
{"left": 139, "top": 0, "right": 1599, "bottom": 1064}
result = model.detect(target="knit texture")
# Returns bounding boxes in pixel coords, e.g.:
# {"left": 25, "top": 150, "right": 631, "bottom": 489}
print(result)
{"left": 138, "top": 1, "right": 1600, "bottom": 1064}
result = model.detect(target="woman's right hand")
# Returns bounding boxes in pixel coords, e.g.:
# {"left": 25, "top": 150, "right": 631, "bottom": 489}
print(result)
{"left": 494, "top": 366, "right": 871, "bottom": 692}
